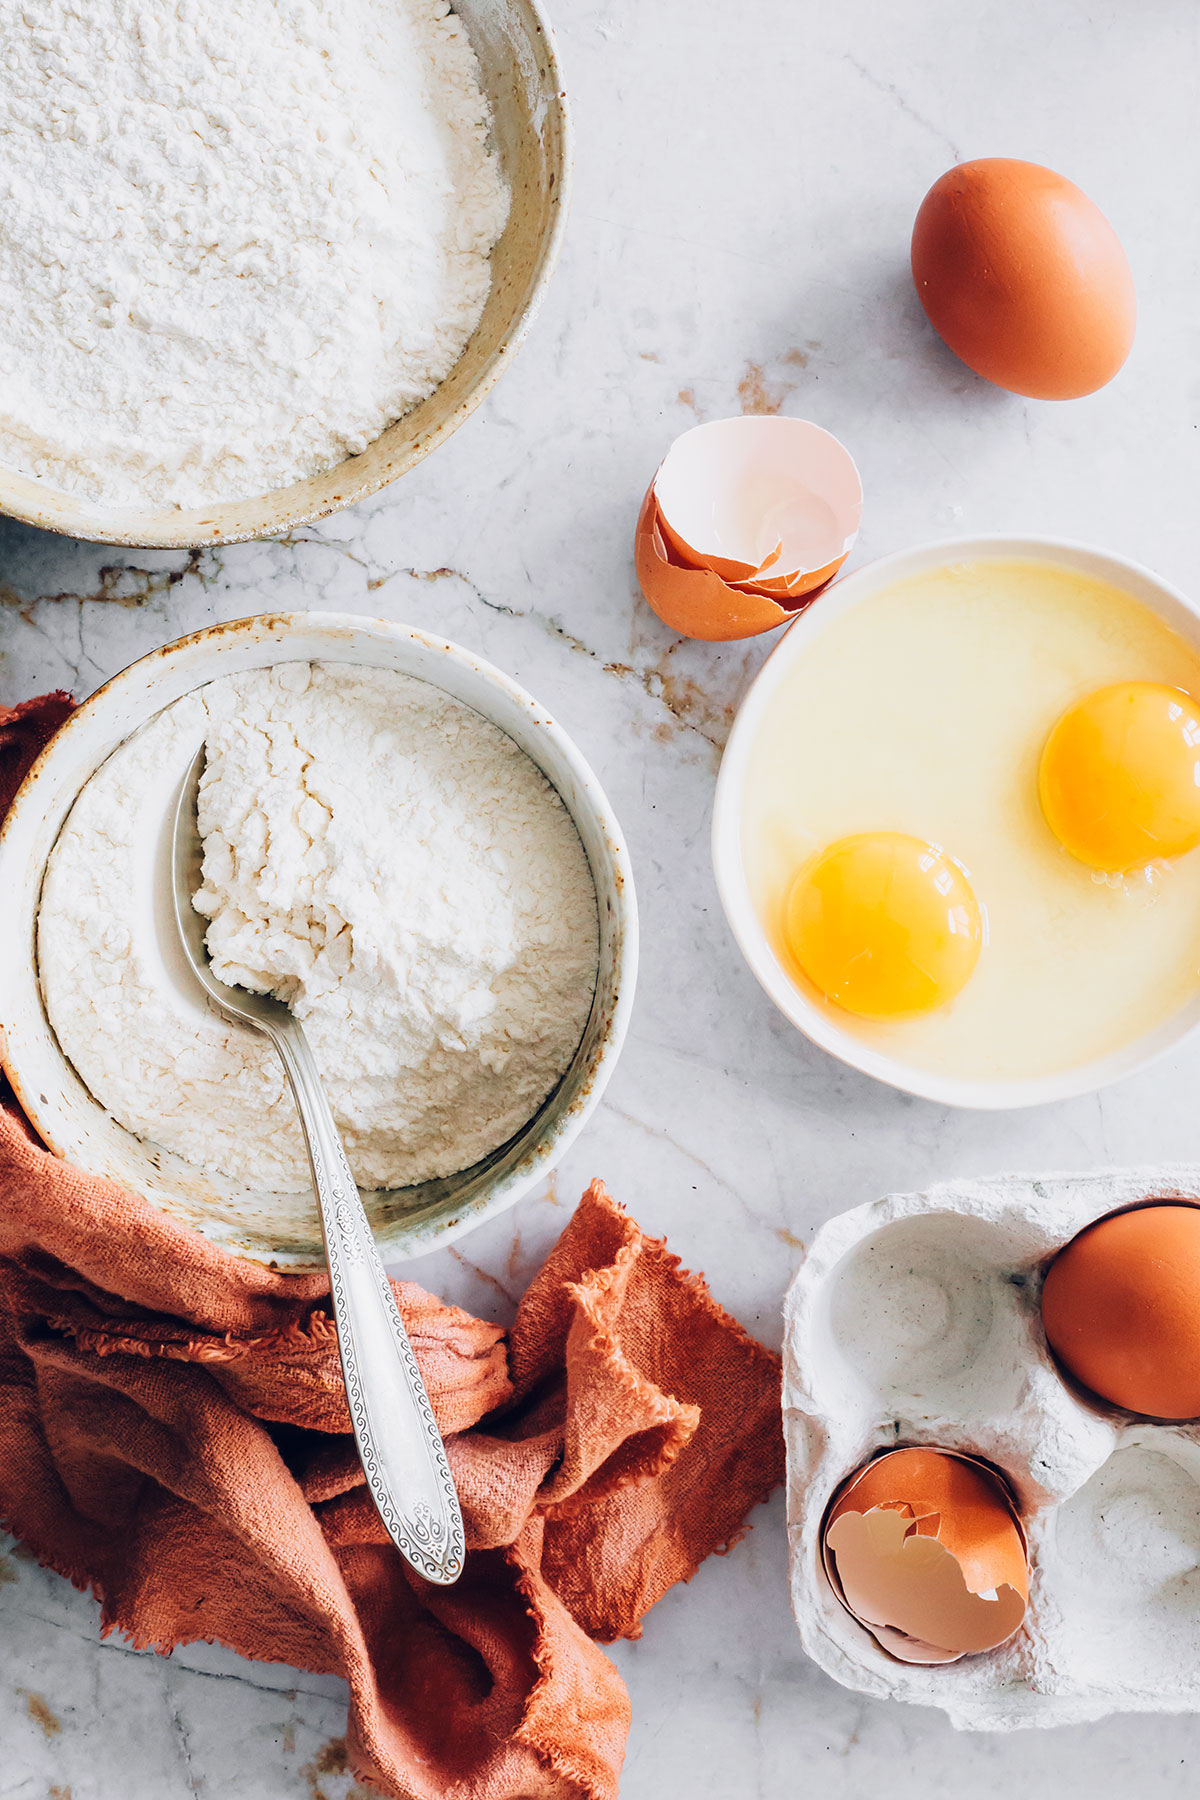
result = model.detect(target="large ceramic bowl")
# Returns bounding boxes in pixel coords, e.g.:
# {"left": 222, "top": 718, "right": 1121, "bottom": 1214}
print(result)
{"left": 712, "top": 535, "right": 1200, "bottom": 1111}
{"left": 0, "top": 613, "right": 637, "bottom": 1268}
{"left": 0, "top": 0, "right": 570, "bottom": 550}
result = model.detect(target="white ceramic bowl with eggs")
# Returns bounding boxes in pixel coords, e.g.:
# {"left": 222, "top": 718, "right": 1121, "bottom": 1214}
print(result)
{"left": 0, "top": 612, "right": 637, "bottom": 1269}
{"left": 712, "top": 534, "right": 1200, "bottom": 1111}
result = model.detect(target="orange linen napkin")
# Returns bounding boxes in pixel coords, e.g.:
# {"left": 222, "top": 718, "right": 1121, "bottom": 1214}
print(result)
{"left": 0, "top": 694, "right": 784, "bottom": 1800}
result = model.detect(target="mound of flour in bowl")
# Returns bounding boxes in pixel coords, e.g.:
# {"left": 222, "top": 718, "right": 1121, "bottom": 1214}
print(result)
{"left": 0, "top": 0, "right": 509, "bottom": 508}
{"left": 38, "top": 663, "right": 598, "bottom": 1191}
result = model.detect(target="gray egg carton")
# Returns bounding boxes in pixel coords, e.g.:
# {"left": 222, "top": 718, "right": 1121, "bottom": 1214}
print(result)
{"left": 784, "top": 1166, "right": 1200, "bottom": 1729}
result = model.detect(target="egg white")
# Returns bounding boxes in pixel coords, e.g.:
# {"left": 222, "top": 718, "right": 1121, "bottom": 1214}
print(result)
{"left": 740, "top": 558, "right": 1200, "bottom": 1080}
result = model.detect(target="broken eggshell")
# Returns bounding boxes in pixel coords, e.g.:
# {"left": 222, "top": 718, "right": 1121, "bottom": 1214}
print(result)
{"left": 634, "top": 417, "right": 863, "bottom": 641}
{"left": 822, "top": 1446, "right": 1029, "bottom": 1665}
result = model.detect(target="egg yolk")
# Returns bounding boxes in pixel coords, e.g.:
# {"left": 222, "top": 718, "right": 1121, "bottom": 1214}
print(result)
{"left": 783, "top": 832, "right": 983, "bottom": 1019}
{"left": 1038, "top": 682, "right": 1200, "bottom": 872}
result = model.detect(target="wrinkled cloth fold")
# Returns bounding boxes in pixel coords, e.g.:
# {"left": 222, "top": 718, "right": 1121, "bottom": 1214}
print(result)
{"left": 0, "top": 693, "right": 784, "bottom": 1800}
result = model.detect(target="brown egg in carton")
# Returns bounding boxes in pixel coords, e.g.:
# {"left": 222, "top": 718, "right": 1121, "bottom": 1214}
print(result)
{"left": 784, "top": 1167, "right": 1200, "bottom": 1728}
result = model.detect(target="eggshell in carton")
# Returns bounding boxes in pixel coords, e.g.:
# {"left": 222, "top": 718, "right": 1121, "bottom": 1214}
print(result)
{"left": 823, "top": 1446, "right": 1029, "bottom": 1663}
{"left": 784, "top": 1165, "right": 1200, "bottom": 1728}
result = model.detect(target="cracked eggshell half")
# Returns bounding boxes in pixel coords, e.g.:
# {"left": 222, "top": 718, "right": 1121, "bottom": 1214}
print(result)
{"left": 634, "top": 417, "right": 862, "bottom": 641}
{"left": 822, "top": 1447, "right": 1028, "bottom": 1664}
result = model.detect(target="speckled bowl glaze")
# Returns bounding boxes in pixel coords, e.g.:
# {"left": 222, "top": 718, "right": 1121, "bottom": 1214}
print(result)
{"left": 0, "top": 612, "right": 637, "bottom": 1269}
{"left": 0, "top": 0, "right": 570, "bottom": 550}
{"left": 785, "top": 1167, "right": 1200, "bottom": 1729}
{"left": 711, "top": 534, "right": 1200, "bottom": 1110}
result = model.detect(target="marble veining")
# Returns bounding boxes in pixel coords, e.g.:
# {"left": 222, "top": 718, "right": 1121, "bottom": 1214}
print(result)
{"left": 4, "top": 0, "right": 1200, "bottom": 1792}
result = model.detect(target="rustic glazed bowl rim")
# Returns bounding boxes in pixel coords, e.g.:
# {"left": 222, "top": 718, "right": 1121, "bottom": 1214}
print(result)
{"left": 0, "top": 0, "right": 572, "bottom": 551}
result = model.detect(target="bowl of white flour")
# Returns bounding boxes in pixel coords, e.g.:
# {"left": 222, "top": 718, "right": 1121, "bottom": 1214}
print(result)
{"left": 0, "top": 613, "right": 635, "bottom": 1268}
{"left": 0, "top": 0, "right": 569, "bottom": 548}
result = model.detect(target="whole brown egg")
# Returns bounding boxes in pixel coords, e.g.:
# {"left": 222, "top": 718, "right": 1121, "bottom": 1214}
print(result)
{"left": 911, "top": 158, "right": 1136, "bottom": 400}
{"left": 1041, "top": 1203, "right": 1200, "bottom": 1418}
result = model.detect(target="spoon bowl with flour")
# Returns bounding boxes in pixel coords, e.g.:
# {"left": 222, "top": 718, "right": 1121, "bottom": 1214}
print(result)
{"left": 5, "top": 615, "right": 634, "bottom": 1269}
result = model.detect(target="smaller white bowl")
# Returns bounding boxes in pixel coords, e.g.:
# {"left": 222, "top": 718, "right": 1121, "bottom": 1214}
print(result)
{"left": 0, "top": 613, "right": 637, "bottom": 1268}
{"left": 712, "top": 535, "right": 1200, "bottom": 1111}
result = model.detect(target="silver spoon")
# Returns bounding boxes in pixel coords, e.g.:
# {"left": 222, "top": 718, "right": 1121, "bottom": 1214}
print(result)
{"left": 171, "top": 746, "right": 465, "bottom": 1586}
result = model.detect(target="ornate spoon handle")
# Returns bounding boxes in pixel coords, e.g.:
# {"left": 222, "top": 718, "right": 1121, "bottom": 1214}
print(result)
{"left": 272, "top": 1020, "right": 465, "bottom": 1586}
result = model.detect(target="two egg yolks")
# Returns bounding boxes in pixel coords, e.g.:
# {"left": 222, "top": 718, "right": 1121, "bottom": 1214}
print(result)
{"left": 784, "top": 682, "right": 1200, "bottom": 1021}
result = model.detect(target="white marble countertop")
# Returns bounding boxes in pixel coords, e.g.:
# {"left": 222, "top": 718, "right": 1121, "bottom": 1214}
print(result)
{"left": 4, "top": 0, "right": 1200, "bottom": 1792}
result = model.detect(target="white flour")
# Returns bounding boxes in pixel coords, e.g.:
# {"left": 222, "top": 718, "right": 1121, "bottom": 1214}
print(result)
{"left": 0, "top": 0, "right": 509, "bottom": 507}
{"left": 38, "top": 663, "right": 598, "bottom": 1190}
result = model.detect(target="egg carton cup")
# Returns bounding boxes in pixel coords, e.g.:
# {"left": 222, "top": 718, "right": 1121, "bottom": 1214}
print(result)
{"left": 784, "top": 1165, "right": 1200, "bottom": 1730}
